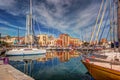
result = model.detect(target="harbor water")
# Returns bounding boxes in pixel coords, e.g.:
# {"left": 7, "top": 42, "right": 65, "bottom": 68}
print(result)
{"left": 8, "top": 50, "right": 93, "bottom": 80}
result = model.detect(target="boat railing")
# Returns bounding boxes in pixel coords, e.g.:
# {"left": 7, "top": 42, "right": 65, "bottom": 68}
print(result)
{"left": 88, "top": 57, "right": 120, "bottom": 65}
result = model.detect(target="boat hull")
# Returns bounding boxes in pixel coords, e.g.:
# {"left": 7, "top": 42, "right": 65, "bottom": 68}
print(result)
{"left": 82, "top": 61, "right": 120, "bottom": 80}
{"left": 6, "top": 49, "right": 46, "bottom": 56}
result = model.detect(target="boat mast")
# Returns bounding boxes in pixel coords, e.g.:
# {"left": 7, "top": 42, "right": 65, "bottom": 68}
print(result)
{"left": 30, "top": 0, "right": 32, "bottom": 48}
{"left": 118, "top": 0, "right": 120, "bottom": 51}
{"left": 25, "top": 0, "right": 33, "bottom": 48}
{"left": 18, "top": 26, "right": 19, "bottom": 44}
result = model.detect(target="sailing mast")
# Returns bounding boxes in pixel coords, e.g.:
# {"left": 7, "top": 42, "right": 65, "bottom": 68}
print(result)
{"left": 18, "top": 26, "right": 19, "bottom": 44}
{"left": 117, "top": 0, "right": 120, "bottom": 51}
{"left": 30, "top": 0, "right": 33, "bottom": 48}
{"left": 25, "top": 0, "right": 33, "bottom": 48}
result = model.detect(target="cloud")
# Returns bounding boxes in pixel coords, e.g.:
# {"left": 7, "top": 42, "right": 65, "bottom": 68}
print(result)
{"left": 0, "top": 0, "right": 15, "bottom": 8}
{"left": 0, "top": 0, "right": 29, "bottom": 16}
{"left": 32, "top": 0, "right": 101, "bottom": 38}
{"left": 0, "top": 20, "right": 25, "bottom": 30}
{"left": 0, "top": 0, "right": 106, "bottom": 39}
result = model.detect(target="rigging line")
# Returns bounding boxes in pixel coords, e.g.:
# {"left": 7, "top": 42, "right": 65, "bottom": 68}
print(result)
{"left": 35, "top": 16, "right": 41, "bottom": 35}
{"left": 117, "top": 0, "right": 120, "bottom": 51}
{"left": 115, "top": 0, "right": 118, "bottom": 41}
{"left": 99, "top": 8, "right": 110, "bottom": 42}
{"left": 109, "top": 0, "right": 113, "bottom": 43}
{"left": 34, "top": 16, "right": 42, "bottom": 48}
{"left": 32, "top": 17, "right": 38, "bottom": 45}
{"left": 25, "top": 15, "right": 28, "bottom": 37}
{"left": 106, "top": 25, "right": 111, "bottom": 40}
{"left": 87, "top": 0, "right": 107, "bottom": 54}
{"left": 113, "top": 0, "right": 115, "bottom": 42}
{"left": 95, "top": 0, "right": 107, "bottom": 44}
{"left": 113, "top": 0, "right": 118, "bottom": 42}
{"left": 106, "top": 0, "right": 112, "bottom": 42}
{"left": 90, "top": 0, "right": 104, "bottom": 44}
{"left": 112, "top": 0, "right": 117, "bottom": 50}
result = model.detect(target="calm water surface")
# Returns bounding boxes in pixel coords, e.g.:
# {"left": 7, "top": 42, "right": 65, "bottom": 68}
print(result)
{"left": 9, "top": 50, "right": 93, "bottom": 80}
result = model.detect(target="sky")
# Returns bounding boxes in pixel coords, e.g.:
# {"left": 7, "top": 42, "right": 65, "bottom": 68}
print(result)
{"left": 0, "top": 0, "right": 117, "bottom": 41}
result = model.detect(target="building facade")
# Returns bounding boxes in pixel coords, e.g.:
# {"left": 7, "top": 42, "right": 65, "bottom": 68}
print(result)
{"left": 59, "top": 34, "right": 70, "bottom": 47}
{"left": 37, "top": 34, "right": 48, "bottom": 46}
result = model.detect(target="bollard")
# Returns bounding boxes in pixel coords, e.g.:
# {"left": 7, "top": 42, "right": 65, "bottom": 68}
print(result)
{"left": 3, "top": 57, "right": 9, "bottom": 64}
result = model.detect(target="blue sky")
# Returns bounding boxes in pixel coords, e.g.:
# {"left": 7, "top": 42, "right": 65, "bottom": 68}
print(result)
{"left": 0, "top": 0, "right": 117, "bottom": 41}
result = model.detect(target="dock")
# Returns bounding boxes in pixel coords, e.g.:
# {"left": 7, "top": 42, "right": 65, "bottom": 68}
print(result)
{"left": 0, "top": 63, "right": 34, "bottom": 80}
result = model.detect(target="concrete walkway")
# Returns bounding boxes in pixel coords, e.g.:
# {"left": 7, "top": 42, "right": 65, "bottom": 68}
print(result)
{"left": 0, "top": 64, "right": 34, "bottom": 80}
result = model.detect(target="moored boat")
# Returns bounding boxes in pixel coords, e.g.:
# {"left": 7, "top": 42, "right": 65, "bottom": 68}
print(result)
{"left": 82, "top": 60, "right": 120, "bottom": 80}
{"left": 5, "top": 0, "right": 46, "bottom": 56}
{"left": 81, "top": 0, "right": 120, "bottom": 79}
{"left": 6, "top": 48, "right": 46, "bottom": 56}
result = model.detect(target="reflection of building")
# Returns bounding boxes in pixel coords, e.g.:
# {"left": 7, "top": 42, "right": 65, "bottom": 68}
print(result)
{"left": 37, "top": 34, "right": 48, "bottom": 46}
{"left": 45, "top": 51, "right": 70, "bottom": 62}
{"left": 37, "top": 51, "right": 80, "bottom": 62}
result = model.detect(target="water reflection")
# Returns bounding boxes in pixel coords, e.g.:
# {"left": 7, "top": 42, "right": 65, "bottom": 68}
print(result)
{"left": 9, "top": 50, "right": 92, "bottom": 80}
{"left": 37, "top": 50, "right": 81, "bottom": 62}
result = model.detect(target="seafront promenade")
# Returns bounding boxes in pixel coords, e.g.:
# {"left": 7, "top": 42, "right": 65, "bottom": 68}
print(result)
{"left": 0, "top": 61, "right": 34, "bottom": 80}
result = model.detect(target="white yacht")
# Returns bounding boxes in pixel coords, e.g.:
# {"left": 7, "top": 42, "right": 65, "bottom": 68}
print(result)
{"left": 5, "top": 0, "right": 46, "bottom": 56}
{"left": 6, "top": 48, "right": 46, "bottom": 56}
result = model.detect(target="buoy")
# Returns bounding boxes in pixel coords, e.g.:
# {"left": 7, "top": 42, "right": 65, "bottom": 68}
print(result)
{"left": 85, "top": 58, "right": 90, "bottom": 63}
{"left": 3, "top": 57, "right": 9, "bottom": 64}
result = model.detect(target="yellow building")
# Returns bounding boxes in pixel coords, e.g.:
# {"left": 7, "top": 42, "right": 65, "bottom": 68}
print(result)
{"left": 25, "top": 35, "right": 34, "bottom": 45}
{"left": 70, "top": 37, "right": 82, "bottom": 47}
{"left": 2, "top": 36, "right": 18, "bottom": 45}
{"left": 37, "top": 34, "right": 48, "bottom": 46}
{"left": 47, "top": 35, "right": 56, "bottom": 47}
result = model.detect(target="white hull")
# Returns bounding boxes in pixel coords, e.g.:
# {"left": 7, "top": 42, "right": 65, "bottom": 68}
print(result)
{"left": 6, "top": 48, "right": 46, "bottom": 56}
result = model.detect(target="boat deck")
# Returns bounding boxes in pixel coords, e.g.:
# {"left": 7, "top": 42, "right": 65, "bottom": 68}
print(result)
{"left": 0, "top": 63, "right": 34, "bottom": 80}
{"left": 90, "top": 61, "right": 120, "bottom": 71}
{"left": 88, "top": 50, "right": 120, "bottom": 71}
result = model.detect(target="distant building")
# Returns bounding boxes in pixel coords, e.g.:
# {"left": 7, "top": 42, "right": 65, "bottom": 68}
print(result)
{"left": 47, "top": 35, "right": 56, "bottom": 47}
{"left": 1, "top": 35, "right": 25, "bottom": 45}
{"left": 1, "top": 37, "right": 6, "bottom": 42}
{"left": 25, "top": 35, "right": 34, "bottom": 45}
{"left": 59, "top": 34, "right": 70, "bottom": 47}
{"left": 37, "top": 34, "right": 48, "bottom": 46}
{"left": 100, "top": 38, "right": 107, "bottom": 43}
{"left": 55, "top": 38, "right": 62, "bottom": 47}
{"left": 70, "top": 38, "right": 80, "bottom": 47}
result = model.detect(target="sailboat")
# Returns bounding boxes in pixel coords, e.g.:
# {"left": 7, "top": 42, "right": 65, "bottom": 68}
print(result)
{"left": 5, "top": 0, "right": 46, "bottom": 56}
{"left": 82, "top": 0, "right": 120, "bottom": 80}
